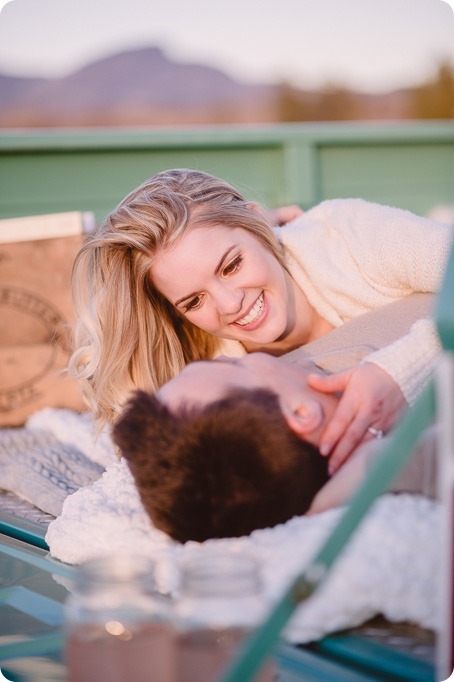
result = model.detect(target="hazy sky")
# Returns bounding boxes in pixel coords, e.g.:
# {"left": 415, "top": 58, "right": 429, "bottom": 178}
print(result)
{"left": 0, "top": 0, "right": 453, "bottom": 93}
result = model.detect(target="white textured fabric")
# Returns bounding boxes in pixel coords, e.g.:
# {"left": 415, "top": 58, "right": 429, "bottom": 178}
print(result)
{"left": 0, "top": 427, "right": 104, "bottom": 516}
{"left": 42, "top": 408, "right": 441, "bottom": 643}
{"left": 277, "top": 199, "right": 453, "bottom": 405}
{"left": 26, "top": 407, "right": 116, "bottom": 468}
{"left": 0, "top": 408, "right": 115, "bottom": 516}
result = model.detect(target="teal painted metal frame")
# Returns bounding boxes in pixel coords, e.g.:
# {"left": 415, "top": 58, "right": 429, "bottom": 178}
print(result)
{"left": 220, "top": 386, "right": 436, "bottom": 682}
{"left": 0, "top": 513, "right": 49, "bottom": 551}
{"left": 220, "top": 238, "right": 454, "bottom": 682}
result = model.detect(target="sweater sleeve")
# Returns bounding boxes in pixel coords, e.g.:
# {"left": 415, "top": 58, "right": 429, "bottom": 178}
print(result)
{"left": 361, "top": 318, "right": 441, "bottom": 405}
{"left": 343, "top": 200, "right": 452, "bottom": 404}
{"left": 317, "top": 198, "right": 454, "bottom": 295}
{"left": 278, "top": 199, "right": 454, "bottom": 327}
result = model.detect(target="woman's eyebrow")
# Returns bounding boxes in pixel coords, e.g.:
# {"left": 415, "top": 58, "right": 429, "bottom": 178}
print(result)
{"left": 214, "top": 245, "right": 237, "bottom": 275}
{"left": 175, "top": 290, "right": 199, "bottom": 307}
{"left": 174, "top": 245, "right": 238, "bottom": 307}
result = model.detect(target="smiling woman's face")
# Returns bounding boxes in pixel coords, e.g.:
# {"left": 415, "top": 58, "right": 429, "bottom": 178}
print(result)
{"left": 156, "top": 353, "right": 338, "bottom": 446}
{"left": 150, "top": 224, "right": 299, "bottom": 347}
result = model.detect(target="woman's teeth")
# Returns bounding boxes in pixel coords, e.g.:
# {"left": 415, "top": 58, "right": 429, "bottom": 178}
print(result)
{"left": 236, "top": 292, "right": 264, "bottom": 326}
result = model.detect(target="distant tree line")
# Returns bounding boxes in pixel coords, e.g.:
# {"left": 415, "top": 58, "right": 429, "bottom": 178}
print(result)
{"left": 411, "top": 62, "right": 454, "bottom": 119}
{"left": 275, "top": 61, "right": 454, "bottom": 122}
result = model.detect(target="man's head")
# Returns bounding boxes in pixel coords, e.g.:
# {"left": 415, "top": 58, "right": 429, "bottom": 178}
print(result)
{"left": 113, "top": 384, "right": 329, "bottom": 543}
{"left": 156, "top": 352, "right": 339, "bottom": 443}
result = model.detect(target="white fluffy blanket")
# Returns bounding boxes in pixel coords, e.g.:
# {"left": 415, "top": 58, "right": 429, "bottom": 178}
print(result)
{"left": 31, "top": 409, "right": 440, "bottom": 644}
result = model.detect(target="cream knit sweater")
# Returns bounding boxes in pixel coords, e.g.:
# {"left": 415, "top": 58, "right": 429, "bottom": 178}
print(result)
{"left": 278, "top": 198, "right": 453, "bottom": 405}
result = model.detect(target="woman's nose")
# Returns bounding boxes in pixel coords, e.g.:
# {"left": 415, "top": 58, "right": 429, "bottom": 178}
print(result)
{"left": 214, "top": 284, "right": 244, "bottom": 315}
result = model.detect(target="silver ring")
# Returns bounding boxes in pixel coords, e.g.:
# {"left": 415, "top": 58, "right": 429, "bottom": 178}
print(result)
{"left": 367, "top": 426, "right": 384, "bottom": 440}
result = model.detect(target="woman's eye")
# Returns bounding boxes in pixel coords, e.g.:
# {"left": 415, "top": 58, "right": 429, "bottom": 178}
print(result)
{"left": 183, "top": 295, "right": 203, "bottom": 313}
{"left": 222, "top": 255, "right": 242, "bottom": 276}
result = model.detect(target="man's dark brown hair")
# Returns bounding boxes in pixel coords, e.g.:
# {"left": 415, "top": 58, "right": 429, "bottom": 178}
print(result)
{"left": 113, "top": 388, "right": 329, "bottom": 543}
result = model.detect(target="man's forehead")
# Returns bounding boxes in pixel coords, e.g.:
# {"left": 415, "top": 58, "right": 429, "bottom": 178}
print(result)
{"left": 158, "top": 358, "right": 239, "bottom": 406}
{"left": 190, "top": 357, "right": 239, "bottom": 372}
{"left": 211, "top": 355, "right": 240, "bottom": 365}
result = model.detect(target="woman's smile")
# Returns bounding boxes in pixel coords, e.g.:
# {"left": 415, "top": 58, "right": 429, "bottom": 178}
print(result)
{"left": 232, "top": 291, "right": 267, "bottom": 329}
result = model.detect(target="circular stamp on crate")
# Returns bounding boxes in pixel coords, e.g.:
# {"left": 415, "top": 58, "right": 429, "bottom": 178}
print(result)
{"left": 0, "top": 285, "right": 72, "bottom": 412}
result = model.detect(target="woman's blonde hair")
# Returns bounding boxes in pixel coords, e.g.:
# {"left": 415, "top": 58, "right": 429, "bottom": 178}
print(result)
{"left": 69, "top": 169, "right": 286, "bottom": 427}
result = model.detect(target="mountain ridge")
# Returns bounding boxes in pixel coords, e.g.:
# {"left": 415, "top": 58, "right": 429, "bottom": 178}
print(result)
{"left": 0, "top": 45, "right": 412, "bottom": 127}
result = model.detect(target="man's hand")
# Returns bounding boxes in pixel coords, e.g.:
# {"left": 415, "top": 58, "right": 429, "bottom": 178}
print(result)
{"left": 307, "top": 363, "right": 407, "bottom": 474}
{"left": 307, "top": 438, "right": 385, "bottom": 514}
{"left": 266, "top": 205, "right": 303, "bottom": 226}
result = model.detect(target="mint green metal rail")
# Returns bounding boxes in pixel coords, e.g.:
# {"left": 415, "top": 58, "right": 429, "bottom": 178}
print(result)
{"left": 1, "top": 122, "right": 453, "bottom": 221}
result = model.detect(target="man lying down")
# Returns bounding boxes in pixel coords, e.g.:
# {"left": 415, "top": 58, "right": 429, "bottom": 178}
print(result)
{"left": 113, "top": 294, "right": 438, "bottom": 544}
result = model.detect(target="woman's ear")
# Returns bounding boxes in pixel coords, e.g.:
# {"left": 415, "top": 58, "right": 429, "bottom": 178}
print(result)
{"left": 282, "top": 399, "right": 324, "bottom": 438}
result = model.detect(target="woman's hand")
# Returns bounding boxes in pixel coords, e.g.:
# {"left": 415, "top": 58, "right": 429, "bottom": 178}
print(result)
{"left": 307, "top": 363, "right": 407, "bottom": 474}
{"left": 266, "top": 205, "right": 303, "bottom": 226}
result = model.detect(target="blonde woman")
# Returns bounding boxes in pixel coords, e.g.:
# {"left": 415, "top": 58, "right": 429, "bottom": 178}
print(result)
{"left": 70, "top": 168, "right": 453, "bottom": 468}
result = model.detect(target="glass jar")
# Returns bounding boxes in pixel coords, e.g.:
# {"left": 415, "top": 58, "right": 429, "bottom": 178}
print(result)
{"left": 65, "top": 554, "right": 174, "bottom": 682}
{"left": 172, "top": 552, "right": 276, "bottom": 682}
